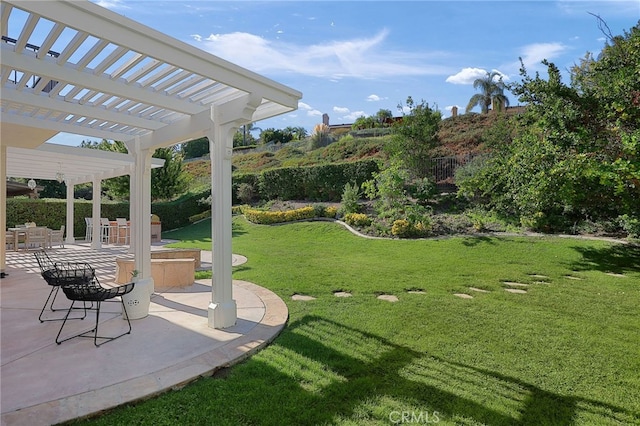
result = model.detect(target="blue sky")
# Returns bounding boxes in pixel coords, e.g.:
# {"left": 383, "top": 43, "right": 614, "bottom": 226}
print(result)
{"left": 48, "top": 0, "right": 638, "bottom": 146}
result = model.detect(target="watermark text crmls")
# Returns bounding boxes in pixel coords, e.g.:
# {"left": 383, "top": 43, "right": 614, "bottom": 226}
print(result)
{"left": 389, "top": 410, "right": 440, "bottom": 424}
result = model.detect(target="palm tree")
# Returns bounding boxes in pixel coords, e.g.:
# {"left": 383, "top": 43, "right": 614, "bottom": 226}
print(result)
{"left": 242, "top": 122, "right": 262, "bottom": 145}
{"left": 465, "top": 71, "right": 510, "bottom": 114}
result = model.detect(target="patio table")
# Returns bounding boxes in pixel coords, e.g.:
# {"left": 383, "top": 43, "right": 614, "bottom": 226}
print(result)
{"left": 6, "top": 227, "right": 51, "bottom": 251}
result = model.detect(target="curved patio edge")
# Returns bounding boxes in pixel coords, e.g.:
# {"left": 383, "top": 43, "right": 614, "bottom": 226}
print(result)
{"left": 0, "top": 280, "right": 288, "bottom": 426}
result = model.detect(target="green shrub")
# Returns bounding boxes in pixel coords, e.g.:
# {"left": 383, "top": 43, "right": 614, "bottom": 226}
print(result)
{"left": 233, "top": 174, "right": 260, "bottom": 203}
{"left": 620, "top": 214, "right": 640, "bottom": 238}
{"left": 340, "top": 182, "right": 361, "bottom": 215}
{"left": 236, "top": 182, "right": 256, "bottom": 204}
{"left": 257, "top": 160, "right": 379, "bottom": 202}
{"left": 152, "top": 188, "right": 211, "bottom": 231}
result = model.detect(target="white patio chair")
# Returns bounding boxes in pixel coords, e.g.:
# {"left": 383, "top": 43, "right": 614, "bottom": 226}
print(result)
{"left": 48, "top": 225, "right": 65, "bottom": 248}
{"left": 25, "top": 226, "right": 47, "bottom": 249}
{"left": 5, "top": 232, "right": 15, "bottom": 250}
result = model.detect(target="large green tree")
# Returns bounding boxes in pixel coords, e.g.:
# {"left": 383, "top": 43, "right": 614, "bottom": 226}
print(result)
{"left": 260, "top": 128, "right": 294, "bottom": 145}
{"left": 465, "top": 71, "right": 510, "bottom": 114}
{"left": 181, "top": 137, "right": 209, "bottom": 159}
{"left": 387, "top": 96, "right": 441, "bottom": 178}
{"left": 151, "top": 146, "right": 189, "bottom": 201}
{"left": 457, "top": 21, "right": 640, "bottom": 231}
{"left": 81, "top": 140, "right": 188, "bottom": 201}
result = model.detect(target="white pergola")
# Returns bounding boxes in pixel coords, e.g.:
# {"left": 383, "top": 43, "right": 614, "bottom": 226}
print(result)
{"left": 0, "top": 0, "right": 302, "bottom": 328}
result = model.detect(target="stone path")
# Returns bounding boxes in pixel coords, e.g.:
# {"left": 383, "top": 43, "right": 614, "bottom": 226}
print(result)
{"left": 377, "top": 294, "right": 399, "bottom": 302}
{"left": 453, "top": 293, "right": 473, "bottom": 299}
{"left": 287, "top": 269, "right": 630, "bottom": 303}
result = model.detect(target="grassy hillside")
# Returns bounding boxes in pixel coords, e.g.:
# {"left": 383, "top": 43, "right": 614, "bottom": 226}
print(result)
{"left": 183, "top": 110, "right": 521, "bottom": 181}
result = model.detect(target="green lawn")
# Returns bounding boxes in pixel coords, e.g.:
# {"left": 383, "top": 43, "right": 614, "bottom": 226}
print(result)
{"left": 76, "top": 218, "right": 640, "bottom": 425}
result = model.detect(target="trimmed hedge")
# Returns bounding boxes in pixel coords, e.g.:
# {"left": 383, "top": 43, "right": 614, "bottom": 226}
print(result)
{"left": 254, "top": 159, "right": 379, "bottom": 202}
{"left": 152, "top": 188, "right": 211, "bottom": 231}
{"left": 6, "top": 189, "right": 212, "bottom": 237}
{"left": 6, "top": 198, "right": 129, "bottom": 238}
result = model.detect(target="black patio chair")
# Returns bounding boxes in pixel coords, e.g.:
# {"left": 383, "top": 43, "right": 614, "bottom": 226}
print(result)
{"left": 55, "top": 276, "right": 135, "bottom": 347}
{"left": 33, "top": 250, "right": 95, "bottom": 322}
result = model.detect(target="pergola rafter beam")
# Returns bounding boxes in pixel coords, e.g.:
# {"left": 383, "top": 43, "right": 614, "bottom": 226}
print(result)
{"left": 1, "top": 0, "right": 301, "bottom": 330}
{"left": 1, "top": 46, "right": 202, "bottom": 115}
{"left": 2, "top": 88, "right": 165, "bottom": 131}
{"left": 5, "top": 0, "right": 301, "bottom": 110}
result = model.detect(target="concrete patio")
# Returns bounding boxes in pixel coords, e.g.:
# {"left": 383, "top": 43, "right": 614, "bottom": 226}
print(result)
{"left": 0, "top": 243, "right": 288, "bottom": 426}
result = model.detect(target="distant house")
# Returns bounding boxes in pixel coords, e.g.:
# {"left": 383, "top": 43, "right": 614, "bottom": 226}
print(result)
{"left": 323, "top": 113, "right": 402, "bottom": 134}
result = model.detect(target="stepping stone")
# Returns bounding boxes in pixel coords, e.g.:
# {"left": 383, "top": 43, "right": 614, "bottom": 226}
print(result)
{"left": 564, "top": 275, "right": 583, "bottom": 280}
{"left": 334, "top": 291, "right": 352, "bottom": 298}
{"left": 453, "top": 293, "right": 473, "bottom": 299}
{"left": 407, "top": 290, "right": 426, "bottom": 294}
{"left": 533, "top": 281, "right": 550, "bottom": 285}
{"left": 529, "top": 274, "right": 549, "bottom": 279}
{"left": 503, "top": 282, "right": 529, "bottom": 287}
{"left": 469, "top": 287, "right": 489, "bottom": 293}
{"left": 377, "top": 294, "right": 399, "bottom": 302}
{"left": 292, "top": 294, "right": 316, "bottom": 301}
{"left": 605, "top": 272, "right": 626, "bottom": 278}
{"left": 505, "top": 288, "right": 527, "bottom": 294}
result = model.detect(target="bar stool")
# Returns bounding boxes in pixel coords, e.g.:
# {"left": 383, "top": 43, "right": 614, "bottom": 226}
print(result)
{"left": 115, "top": 218, "right": 130, "bottom": 245}
{"left": 84, "top": 217, "right": 92, "bottom": 242}
{"left": 100, "top": 218, "right": 114, "bottom": 244}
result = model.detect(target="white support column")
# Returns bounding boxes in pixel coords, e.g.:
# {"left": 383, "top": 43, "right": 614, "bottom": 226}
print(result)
{"left": 206, "top": 95, "right": 260, "bottom": 329}
{"left": 207, "top": 116, "right": 237, "bottom": 329}
{"left": 65, "top": 182, "right": 75, "bottom": 243}
{"left": 90, "top": 177, "right": 102, "bottom": 250}
{"left": 118, "top": 138, "right": 154, "bottom": 319}
{"left": 128, "top": 168, "right": 135, "bottom": 254}
{"left": 131, "top": 148, "right": 153, "bottom": 280}
{"left": 1, "top": 144, "right": 7, "bottom": 278}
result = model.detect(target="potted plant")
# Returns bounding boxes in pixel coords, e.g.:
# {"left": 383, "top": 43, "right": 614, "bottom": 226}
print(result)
{"left": 121, "top": 269, "right": 152, "bottom": 320}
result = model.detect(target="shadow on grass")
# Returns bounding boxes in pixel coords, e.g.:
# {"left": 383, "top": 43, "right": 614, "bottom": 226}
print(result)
{"left": 461, "top": 236, "right": 498, "bottom": 247}
{"left": 570, "top": 243, "right": 640, "bottom": 274}
{"left": 163, "top": 219, "right": 246, "bottom": 241}
{"left": 203, "top": 316, "right": 637, "bottom": 425}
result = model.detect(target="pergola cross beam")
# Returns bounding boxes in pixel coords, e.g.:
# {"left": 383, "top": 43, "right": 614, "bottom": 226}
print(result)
{"left": 1, "top": 0, "right": 301, "bottom": 329}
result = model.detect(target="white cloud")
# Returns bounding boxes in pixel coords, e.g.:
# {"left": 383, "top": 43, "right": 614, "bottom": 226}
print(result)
{"left": 366, "top": 94, "right": 383, "bottom": 102}
{"left": 191, "top": 29, "right": 444, "bottom": 79}
{"left": 95, "top": 0, "right": 130, "bottom": 10}
{"left": 343, "top": 111, "right": 367, "bottom": 121}
{"left": 333, "top": 106, "right": 350, "bottom": 114}
{"left": 519, "top": 42, "right": 567, "bottom": 69}
{"left": 445, "top": 67, "right": 508, "bottom": 85}
{"left": 299, "top": 101, "right": 322, "bottom": 117}
{"left": 446, "top": 68, "right": 488, "bottom": 84}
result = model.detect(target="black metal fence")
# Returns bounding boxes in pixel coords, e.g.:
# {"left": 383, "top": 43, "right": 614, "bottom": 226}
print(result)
{"left": 423, "top": 154, "right": 476, "bottom": 192}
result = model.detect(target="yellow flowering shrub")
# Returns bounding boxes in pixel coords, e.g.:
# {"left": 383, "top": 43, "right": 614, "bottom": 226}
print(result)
{"left": 244, "top": 206, "right": 316, "bottom": 224}
{"left": 344, "top": 213, "right": 372, "bottom": 227}
{"left": 391, "top": 219, "right": 411, "bottom": 237}
{"left": 324, "top": 206, "right": 338, "bottom": 218}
